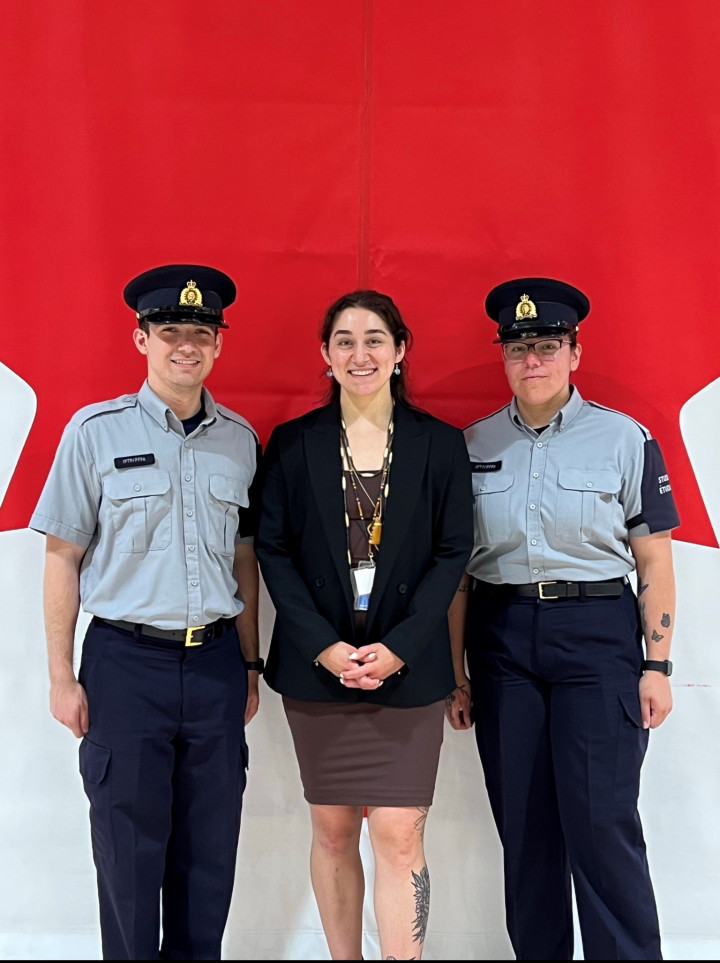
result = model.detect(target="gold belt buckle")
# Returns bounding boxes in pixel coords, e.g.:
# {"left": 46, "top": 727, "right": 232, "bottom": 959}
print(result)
{"left": 185, "top": 625, "right": 206, "bottom": 647}
{"left": 538, "top": 581, "right": 559, "bottom": 600}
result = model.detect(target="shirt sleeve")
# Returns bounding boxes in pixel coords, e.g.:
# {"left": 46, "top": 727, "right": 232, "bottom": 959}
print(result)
{"left": 625, "top": 437, "right": 680, "bottom": 535}
{"left": 236, "top": 441, "right": 262, "bottom": 545}
{"left": 29, "top": 421, "right": 101, "bottom": 547}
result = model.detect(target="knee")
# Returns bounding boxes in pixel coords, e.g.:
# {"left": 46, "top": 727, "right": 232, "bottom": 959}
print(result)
{"left": 312, "top": 815, "right": 361, "bottom": 858}
{"left": 369, "top": 817, "right": 424, "bottom": 870}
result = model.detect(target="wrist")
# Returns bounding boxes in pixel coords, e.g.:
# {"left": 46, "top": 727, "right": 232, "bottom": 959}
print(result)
{"left": 642, "top": 659, "right": 673, "bottom": 676}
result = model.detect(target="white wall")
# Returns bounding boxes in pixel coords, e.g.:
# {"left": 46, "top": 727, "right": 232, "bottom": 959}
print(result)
{"left": 1, "top": 371, "right": 718, "bottom": 961}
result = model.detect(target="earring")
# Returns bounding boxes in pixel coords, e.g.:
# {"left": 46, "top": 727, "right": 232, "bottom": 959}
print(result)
{"left": 394, "top": 364, "right": 401, "bottom": 376}
{"left": 326, "top": 367, "right": 334, "bottom": 378}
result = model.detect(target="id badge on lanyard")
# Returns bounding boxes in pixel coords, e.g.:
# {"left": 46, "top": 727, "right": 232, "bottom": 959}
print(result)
{"left": 351, "top": 559, "right": 376, "bottom": 611}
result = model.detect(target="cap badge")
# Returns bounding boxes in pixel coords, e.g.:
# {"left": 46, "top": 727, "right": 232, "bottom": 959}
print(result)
{"left": 515, "top": 294, "right": 537, "bottom": 321}
{"left": 179, "top": 280, "right": 203, "bottom": 307}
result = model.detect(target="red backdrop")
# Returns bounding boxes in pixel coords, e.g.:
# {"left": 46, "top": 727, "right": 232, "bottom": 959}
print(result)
{"left": 1, "top": 0, "right": 717, "bottom": 545}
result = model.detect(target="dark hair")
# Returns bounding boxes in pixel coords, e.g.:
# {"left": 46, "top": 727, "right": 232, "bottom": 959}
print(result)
{"left": 138, "top": 319, "right": 218, "bottom": 338}
{"left": 320, "top": 290, "right": 413, "bottom": 404}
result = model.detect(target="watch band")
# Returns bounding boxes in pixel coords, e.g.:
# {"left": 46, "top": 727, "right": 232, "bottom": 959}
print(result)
{"left": 642, "top": 659, "right": 673, "bottom": 677}
{"left": 245, "top": 658, "right": 265, "bottom": 674}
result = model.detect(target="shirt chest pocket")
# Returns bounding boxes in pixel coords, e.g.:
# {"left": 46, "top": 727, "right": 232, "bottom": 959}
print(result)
{"left": 472, "top": 471, "right": 515, "bottom": 543}
{"left": 209, "top": 474, "right": 249, "bottom": 556}
{"left": 103, "top": 469, "right": 172, "bottom": 553}
{"left": 556, "top": 468, "right": 622, "bottom": 543}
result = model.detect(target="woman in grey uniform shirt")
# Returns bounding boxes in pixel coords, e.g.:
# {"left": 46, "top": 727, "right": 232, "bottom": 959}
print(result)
{"left": 447, "top": 277, "right": 679, "bottom": 961}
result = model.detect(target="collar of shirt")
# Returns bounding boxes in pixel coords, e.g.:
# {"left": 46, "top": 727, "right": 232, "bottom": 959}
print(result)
{"left": 138, "top": 380, "right": 218, "bottom": 434}
{"left": 510, "top": 383, "right": 585, "bottom": 435}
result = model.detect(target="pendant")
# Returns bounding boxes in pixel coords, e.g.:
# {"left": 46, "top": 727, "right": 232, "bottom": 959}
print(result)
{"left": 368, "top": 518, "right": 382, "bottom": 546}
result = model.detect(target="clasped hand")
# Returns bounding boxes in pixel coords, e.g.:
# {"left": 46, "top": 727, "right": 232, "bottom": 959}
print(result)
{"left": 316, "top": 641, "right": 404, "bottom": 689}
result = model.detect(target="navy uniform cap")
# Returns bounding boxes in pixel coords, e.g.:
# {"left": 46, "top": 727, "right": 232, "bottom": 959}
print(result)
{"left": 123, "top": 264, "right": 236, "bottom": 328}
{"left": 485, "top": 277, "right": 590, "bottom": 342}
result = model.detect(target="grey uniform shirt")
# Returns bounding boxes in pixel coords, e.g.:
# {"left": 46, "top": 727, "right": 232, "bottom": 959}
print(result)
{"left": 30, "top": 380, "right": 259, "bottom": 629}
{"left": 463, "top": 386, "right": 680, "bottom": 584}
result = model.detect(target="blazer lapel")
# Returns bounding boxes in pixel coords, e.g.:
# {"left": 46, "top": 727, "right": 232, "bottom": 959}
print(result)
{"left": 366, "top": 404, "right": 428, "bottom": 630}
{"left": 304, "top": 404, "right": 355, "bottom": 614}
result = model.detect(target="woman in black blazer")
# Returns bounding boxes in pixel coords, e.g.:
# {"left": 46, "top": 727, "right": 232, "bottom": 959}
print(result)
{"left": 256, "top": 290, "right": 473, "bottom": 960}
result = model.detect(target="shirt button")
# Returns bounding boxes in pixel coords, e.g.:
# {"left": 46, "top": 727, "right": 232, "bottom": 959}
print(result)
{"left": 533, "top": 568, "right": 540, "bottom": 574}
{"left": 134, "top": 484, "right": 141, "bottom": 491}
{"left": 530, "top": 504, "right": 536, "bottom": 510}
{"left": 531, "top": 539, "right": 538, "bottom": 545}
{"left": 188, "top": 545, "right": 196, "bottom": 552}
{"left": 192, "top": 616, "right": 198, "bottom": 622}
{"left": 536, "top": 442, "right": 543, "bottom": 448}
{"left": 185, "top": 474, "right": 192, "bottom": 482}
{"left": 191, "top": 580, "right": 198, "bottom": 586}
{"left": 586, "top": 482, "right": 593, "bottom": 487}
{"left": 186, "top": 510, "right": 194, "bottom": 517}
{"left": 533, "top": 472, "right": 539, "bottom": 478}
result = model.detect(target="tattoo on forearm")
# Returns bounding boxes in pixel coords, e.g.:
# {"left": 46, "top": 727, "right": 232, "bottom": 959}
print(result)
{"left": 651, "top": 629, "right": 664, "bottom": 643}
{"left": 638, "top": 581, "right": 649, "bottom": 596}
{"left": 414, "top": 806, "right": 429, "bottom": 842}
{"left": 445, "top": 692, "right": 455, "bottom": 708}
{"left": 457, "top": 584, "right": 471, "bottom": 593}
{"left": 411, "top": 866, "right": 430, "bottom": 944}
{"left": 661, "top": 613, "right": 671, "bottom": 627}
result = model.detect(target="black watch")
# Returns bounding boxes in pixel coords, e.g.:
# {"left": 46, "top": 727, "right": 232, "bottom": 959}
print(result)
{"left": 245, "top": 658, "right": 265, "bottom": 674}
{"left": 642, "top": 659, "right": 673, "bottom": 677}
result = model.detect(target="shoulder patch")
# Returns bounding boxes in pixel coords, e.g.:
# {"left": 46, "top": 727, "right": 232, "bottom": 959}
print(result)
{"left": 71, "top": 394, "right": 138, "bottom": 426}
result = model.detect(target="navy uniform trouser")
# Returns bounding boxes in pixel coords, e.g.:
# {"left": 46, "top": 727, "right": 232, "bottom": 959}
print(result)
{"left": 466, "top": 584, "right": 661, "bottom": 961}
{"left": 78, "top": 619, "right": 249, "bottom": 960}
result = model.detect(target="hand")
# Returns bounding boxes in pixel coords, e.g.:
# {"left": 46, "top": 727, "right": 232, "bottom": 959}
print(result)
{"left": 316, "top": 641, "right": 363, "bottom": 686}
{"left": 340, "top": 642, "right": 404, "bottom": 690}
{"left": 445, "top": 678, "right": 473, "bottom": 730}
{"left": 50, "top": 677, "right": 89, "bottom": 738}
{"left": 245, "top": 675, "right": 260, "bottom": 725}
{"left": 639, "top": 671, "right": 673, "bottom": 729}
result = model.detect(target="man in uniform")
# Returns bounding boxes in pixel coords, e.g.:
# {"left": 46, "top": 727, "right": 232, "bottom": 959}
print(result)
{"left": 31, "top": 264, "right": 264, "bottom": 960}
{"left": 446, "top": 277, "right": 678, "bottom": 960}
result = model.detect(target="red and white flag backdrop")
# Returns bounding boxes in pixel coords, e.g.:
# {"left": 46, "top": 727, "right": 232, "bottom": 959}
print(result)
{"left": 1, "top": 0, "right": 717, "bottom": 547}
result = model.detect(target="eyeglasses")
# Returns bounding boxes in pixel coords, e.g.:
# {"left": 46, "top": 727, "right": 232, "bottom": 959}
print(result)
{"left": 501, "top": 339, "right": 573, "bottom": 362}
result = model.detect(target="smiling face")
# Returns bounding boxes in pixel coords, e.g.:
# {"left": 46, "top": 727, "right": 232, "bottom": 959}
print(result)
{"left": 503, "top": 336, "right": 582, "bottom": 421}
{"left": 321, "top": 307, "right": 405, "bottom": 401}
{"left": 133, "top": 322, "right": 222, "bottom": 402}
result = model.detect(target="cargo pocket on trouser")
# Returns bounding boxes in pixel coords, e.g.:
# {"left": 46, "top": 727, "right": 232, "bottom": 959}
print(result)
{"left": 79, "top": 738, "right": 116, "bottom": 864}
{"left": 615, "top": 691, "right": 649, "bottom": 807}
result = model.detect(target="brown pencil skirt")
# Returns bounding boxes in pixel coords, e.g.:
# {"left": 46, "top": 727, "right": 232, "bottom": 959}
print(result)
{"left": 282, "top": 696, "right": 446, "bottom": 807}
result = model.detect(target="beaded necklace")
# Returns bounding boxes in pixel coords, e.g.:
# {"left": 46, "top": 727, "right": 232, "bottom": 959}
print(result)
{"left": 340, "top": 411, "right": 394, "bottom": 565}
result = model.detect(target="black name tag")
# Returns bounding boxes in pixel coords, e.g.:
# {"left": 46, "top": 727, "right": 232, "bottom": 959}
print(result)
{"left": 471, "top": 461, "right": 502, "bottom": 472}
{"left": 114, "top": 453, "right": 156, "bottom": 469}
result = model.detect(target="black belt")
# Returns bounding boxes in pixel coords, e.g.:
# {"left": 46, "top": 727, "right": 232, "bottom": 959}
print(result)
{"left": 93, "top": 616, "right": 236, "bottom": 646}
{"left": 473, "top": 578, "right": 626, "bottom": 600}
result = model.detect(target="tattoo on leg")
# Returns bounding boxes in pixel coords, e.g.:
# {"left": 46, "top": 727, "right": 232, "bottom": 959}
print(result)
{"left": 651, "top": 629, "right": 665, "bottom": 643}
{"left": 661, "top": 613, "right": 671, "bottom": 627}
{"left": 638, "top": 581, "right": 649, "bottom": 596}
{"left": 411, "top": 865, "right": 430, "bottom": 945}
{"left": 413, "top": 806, "right": 429, "bottom": 842}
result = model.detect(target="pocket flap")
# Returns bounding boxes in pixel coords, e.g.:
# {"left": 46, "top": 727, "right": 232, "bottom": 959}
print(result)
{"left": 618, "top": 691, "right": 643, "bottom": 729}
{"left": 79, "top": 738, "right": 111, "bottom": 784}
{"left": 558, "top": 468, "right": 621, "bottom": 495}
{"left": 472, "top": 471, "right": 514, "bottom": 495}
{"left": 210, "top": 474, "right": 249, "bottom": 507}
{"left": 104, "top": 468, "right": 171, "bottom": 499}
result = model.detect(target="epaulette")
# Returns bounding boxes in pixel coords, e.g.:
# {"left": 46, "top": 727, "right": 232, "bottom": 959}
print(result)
{"left": 584, "top": 400, "right": 651, "bottom": 440}
{"left": 216, "top": 404, "right": 259, "bottom": 442}
{"left": 70, "top": 393, "right": 139, "bottom": 427}
{"left": 463, "top": 403, "right": 511, "bottom": 431}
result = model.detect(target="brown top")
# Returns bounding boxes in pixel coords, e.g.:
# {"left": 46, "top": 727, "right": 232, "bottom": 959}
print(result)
{"left": 344, "top": 469, "right": 383, "bottom": 566}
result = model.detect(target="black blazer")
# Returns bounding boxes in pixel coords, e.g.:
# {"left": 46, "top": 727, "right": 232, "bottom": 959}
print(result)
{"left": 255, "top": 400, "right": 473, "bottom": 706}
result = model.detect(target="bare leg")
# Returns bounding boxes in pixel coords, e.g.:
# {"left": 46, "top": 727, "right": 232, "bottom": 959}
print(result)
{"left": 309, "top": 803, "right": 365, "bottom": 960}
{"left": 367, "top": 805, "right": 430, "bottom": 960}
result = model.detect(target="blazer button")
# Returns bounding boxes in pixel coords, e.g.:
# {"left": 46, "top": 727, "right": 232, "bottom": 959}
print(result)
{"left": 397, "top": 582, "right": 407, "bottom": 594}
{"left": 315, "top": 577, "right": 325, "bottom": 588}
